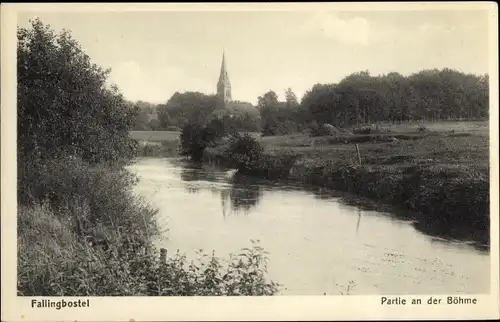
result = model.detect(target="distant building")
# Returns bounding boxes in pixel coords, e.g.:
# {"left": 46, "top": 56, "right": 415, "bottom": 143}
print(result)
{"left": 216, "top": 51, "right": 232, "bottom": 108}
{"left": 215, "top": 51, "right": 255, "bottom": 111}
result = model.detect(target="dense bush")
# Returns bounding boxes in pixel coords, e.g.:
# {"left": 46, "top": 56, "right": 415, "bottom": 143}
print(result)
{"left": 222, "top": 135, "right": 299, "bottom": 179}
{"left": 417, "top": 124, "right": 429, "bottom": 132}
{"left": 309, "top": 123, "right": 346, "bottom": 137}
{"left": 224, "top": 134, "right": 264, "bottom": 171}
{"left": 180, "top": 119, "right": 235, "bottom": 162}
{"left": 17, "top": 19, "right": 138, "bottom": 165}
{"left": 180, "top": 120, "right": 227, "bottom": 162}
{"left": 352, "top": 125, "right": 389, "bottom": 135}
{"left": 180, "top": 122, "right": 211, "bottom": 162}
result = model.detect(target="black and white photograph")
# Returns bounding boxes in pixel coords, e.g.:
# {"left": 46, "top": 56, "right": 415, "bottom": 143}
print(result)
{"left": 1, "top": 2, "right": 499, "bottom": 321}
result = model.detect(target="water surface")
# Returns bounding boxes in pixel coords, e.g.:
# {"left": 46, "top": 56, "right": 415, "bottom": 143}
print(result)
{"left": 130, "top": 157, "right": 490, "bottom": 295}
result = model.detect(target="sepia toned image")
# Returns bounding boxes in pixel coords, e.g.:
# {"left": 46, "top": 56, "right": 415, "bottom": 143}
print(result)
{"left": 1, "top": 2, "right": 499, "bottom": 321}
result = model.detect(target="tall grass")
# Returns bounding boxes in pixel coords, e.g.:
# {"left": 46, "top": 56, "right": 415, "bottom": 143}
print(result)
{"left": 18, "top": 156, "right": 280, "bottom": 296}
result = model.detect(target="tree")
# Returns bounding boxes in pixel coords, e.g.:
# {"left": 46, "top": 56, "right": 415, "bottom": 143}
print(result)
{"left": 301, "top": 84, "right": 343, "bottom": 127}
{"left": 257, "top": 91, "right": 279, "bottom": 109}
{"left": 17, "top": 18, "right": 137, "bottom": 164}
{"left": 179, "top": 119, "right": 229, "bottom": 162}
{"left": 157, "top": 92, "right": 217, "bottom": 129}
{"left": 284, "top": 88, "right": 299, "bottom": 108}
{"left": 157, "top": 104, "right": 171, "bottom": 129}
{"left": 258, "top": 90, "right": 304, "bottom": 136}
{"left": 132, "top": 101, "right": 159, "bottom": 130}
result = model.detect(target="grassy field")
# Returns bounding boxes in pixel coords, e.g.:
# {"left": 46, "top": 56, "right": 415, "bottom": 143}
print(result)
{"left": 370, "top": 120, "right": 488, "bottom": 133}
{"left": 130, "top": 130, "right": 181, "bottom": 142}
{"left": 261, "top": 127, "right": 489, "bottom": 170}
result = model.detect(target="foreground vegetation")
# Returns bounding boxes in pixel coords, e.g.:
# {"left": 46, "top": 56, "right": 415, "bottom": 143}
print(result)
{"left": 17, "top": 19, "right": 279, "bottom": 296}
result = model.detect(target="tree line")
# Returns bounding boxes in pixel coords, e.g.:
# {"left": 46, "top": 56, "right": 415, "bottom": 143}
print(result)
{"left": 300, "top": 69, "right": 489, "bottom": 129}
{"left": 133, "top": 68, "right": 488, "bottom": 136}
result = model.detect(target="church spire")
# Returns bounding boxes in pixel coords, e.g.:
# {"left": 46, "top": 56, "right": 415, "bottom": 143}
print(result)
{"left": 217, "top": 50, "right": 232, "bottom": 104}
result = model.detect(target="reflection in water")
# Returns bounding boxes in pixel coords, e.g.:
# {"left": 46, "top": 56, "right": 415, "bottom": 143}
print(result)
{"left": 356, "top": 208, "right": 362, "bottom": 235}
{"left": 221, "top": 180, "right": 262, "bottom": 218}
{"left": 230, "top": 184, "right": 262, "bottom": 211}
{"left": 180, "top": 165, "right": 219, "bottom": 183}
{"left": 180, "top": 164, "right": 263, "bottom": 217}
{"left": 185, "top": 185, "right": 200, "bottom": 194}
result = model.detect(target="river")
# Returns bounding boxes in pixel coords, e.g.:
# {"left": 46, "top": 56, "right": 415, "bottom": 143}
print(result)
{"left": 129, "top": 157, "right": 490, "bottom": 296}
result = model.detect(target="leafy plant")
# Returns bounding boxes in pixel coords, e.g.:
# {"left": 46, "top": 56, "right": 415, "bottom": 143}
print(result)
{"left": 224, "top": 134, "right": 264, "bottom": 171}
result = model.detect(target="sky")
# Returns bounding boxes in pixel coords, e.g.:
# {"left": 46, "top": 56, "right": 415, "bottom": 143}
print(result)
{"left": 17, "top": 6, "right": 492, "bottom": 105}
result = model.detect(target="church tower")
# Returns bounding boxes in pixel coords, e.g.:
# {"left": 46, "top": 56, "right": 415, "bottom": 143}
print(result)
{"left": 216, "top": 51, "right": 232, "bottom": 106}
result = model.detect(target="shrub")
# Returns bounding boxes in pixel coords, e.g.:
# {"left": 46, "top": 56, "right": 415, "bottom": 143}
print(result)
{"left": 180, "top": 122, "right": 210, "bottom": 162}
{"left": 180, "top": 120, "right": 234, "bottom": 162}
{"left": 224, "top": 134, "right": 264, "bottom": 171}
{"left": 352, "top": 126, "right": 374, "bottom": 135}
{"left": 310, "top": 124, "right": 333, "bottom": 137}
{"left": 417, "top": 124, "right": 429, "bottom": 132}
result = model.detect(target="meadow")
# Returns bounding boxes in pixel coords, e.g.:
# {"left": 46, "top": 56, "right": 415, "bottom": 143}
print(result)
{"left": 130, "top": 130, "right": 181, "bottom": 142}
{"left": 260, "top": 121, "right": 489, "bottom": 169}
{"left": 132, "top": 121, "right": 489, "bottom": 171}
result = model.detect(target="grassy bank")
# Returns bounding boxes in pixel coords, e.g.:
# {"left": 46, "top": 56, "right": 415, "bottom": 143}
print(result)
{"left": 198, "top": 122, "right": 490, "bottom": 246}
{"left": 18, "top": 156, "right": 279, "bottom": 296}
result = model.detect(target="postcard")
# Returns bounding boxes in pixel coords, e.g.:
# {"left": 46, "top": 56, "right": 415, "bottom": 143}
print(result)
{"left": 1, "top": 2, "right": 499, "bottom": 321}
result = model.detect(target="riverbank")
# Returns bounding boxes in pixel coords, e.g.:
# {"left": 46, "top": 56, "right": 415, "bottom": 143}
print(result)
{"left": 201, "top": 125, "right": 490, "bottom": 247}
{"left": 17, "top": 156, "right": 279, "bottom": 296}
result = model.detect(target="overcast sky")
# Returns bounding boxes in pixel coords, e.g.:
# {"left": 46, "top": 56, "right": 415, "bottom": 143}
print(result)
{"left": 17, "top": 6, "right": 492, "bottom": 105}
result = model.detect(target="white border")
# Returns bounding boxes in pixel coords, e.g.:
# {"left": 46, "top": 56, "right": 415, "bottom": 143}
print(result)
{"left": 2, "top": 2, "right": 499, "bottom": 321}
